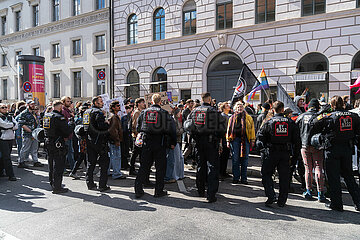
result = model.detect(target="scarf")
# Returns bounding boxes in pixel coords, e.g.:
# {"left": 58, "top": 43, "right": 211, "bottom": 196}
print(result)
{"left": 227, "top": 111, "right": 247, "bottom": 157}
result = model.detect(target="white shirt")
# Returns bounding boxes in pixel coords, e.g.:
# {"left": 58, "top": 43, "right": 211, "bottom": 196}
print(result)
{"left": 0, "top": 113, "right": 18, "bottom": 140}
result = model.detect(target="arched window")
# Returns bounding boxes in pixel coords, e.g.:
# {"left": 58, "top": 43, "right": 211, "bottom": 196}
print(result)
{"left": 295, "top": 53, "right": 329, "bottom": 102}
{"left": 128, "top": 14, "right": 138, "bottom": 45}
{"left": 352, "top": 51, "right": 360, "bottom": 70}
{"left": 153, "top": 8, "right": 165, "bottom": 41}
{"left": 216, "top": 0, "right": 232, "bottom": 30}
{"left": 255, "top": 0, "right": 275, "bottom": 24}
{"left": 183, "top": 0, "right": 196, "bottom": 36}
{"left": 126, "top": 70, "right": 140, "bottom": 98}
{"left": 151, "top": 67, "right": 167, "bottom": 93}
{"left": 302, "top": 0, "right": 326, "bottom": 16}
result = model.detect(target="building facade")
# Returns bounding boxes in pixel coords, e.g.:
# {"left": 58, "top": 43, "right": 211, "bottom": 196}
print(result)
{"left": 0, "top": 0, "right": 110, "bottom": 103}
{"left": 113, "top": 0, "right": 360, "bottom": 103}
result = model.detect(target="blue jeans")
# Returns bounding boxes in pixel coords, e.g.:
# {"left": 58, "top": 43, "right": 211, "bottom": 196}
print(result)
{"left": 165, "top": 148, "right": 175, "bottom": 181}
{"left": 230, "top": 137, "right": 250, "bottom": 182}
{"left": 108, "top": 144, "right": 123, "bottom": 179}
{"left": 65, "top": 139, "right": 75, "bottom": 170}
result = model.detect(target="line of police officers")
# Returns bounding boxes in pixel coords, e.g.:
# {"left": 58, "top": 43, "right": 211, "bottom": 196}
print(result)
{"left": 43, "top": 92, "right": 360, "bottom": 211}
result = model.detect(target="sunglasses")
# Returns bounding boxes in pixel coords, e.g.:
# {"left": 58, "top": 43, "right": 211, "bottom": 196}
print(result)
{"left": 0, "top": 106, "right": 8, "bottom": 109}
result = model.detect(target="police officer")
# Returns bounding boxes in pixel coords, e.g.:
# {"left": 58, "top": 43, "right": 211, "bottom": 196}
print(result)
{"left": 43, "top": 100, "right": 73, "bottom": 194}
{"left": 83, "top": 96, "right": 111, "bottom": 192}
{"left": 311, "top": 95, "right": 360, "bottom": 212}
{"left": 257, "top": 101, "right": 300, "bottom": 207}
{"left": 186, "top": 92, "right": 226, "bottom": 203}
{"left": 134, "top": 94, "right": 176, "bottom": 198}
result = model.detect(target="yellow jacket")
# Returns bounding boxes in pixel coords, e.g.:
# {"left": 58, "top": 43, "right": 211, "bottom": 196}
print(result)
{"left": 226, "top": 113, "right": 255, "bottom": 143}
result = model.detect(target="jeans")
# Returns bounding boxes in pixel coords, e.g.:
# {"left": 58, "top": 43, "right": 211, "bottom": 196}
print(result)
{"left": 19, "top": 137, "right": 39, "bottom": 163}
{"left": 108, "top": 144, "right": 124, "bottom": 179}
{"left": 165, "top": 148, "right": 175, "bottom": 181}
{"left": 230, "top": 137, "right": 250, "bottom": 182}
{"left": 65, "top": 139, "right": 75, "bottom": 170}
{"left": 173, "top": 143, "right": 184, "bottom": 180}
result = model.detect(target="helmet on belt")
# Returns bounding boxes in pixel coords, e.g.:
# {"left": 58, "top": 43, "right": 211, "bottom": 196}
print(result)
{"left": 74, "top": 124, "right": 87, "bottom": 139}
{"left": 32, "top": 128, "right": 45, "bottom": 142}
{"left": 311, "top": 133, "right": 324, "bottom": 150}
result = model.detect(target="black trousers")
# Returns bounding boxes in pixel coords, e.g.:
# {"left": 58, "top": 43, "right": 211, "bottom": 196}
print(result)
{"left": 71, "top": 152, "right": 87, "bottom": 174}
{"left": 290, "top": 152, "right": 305, "bottom": 185}
{"left": 86, "top": 141, "right": 110, "bottom": 188}
{"left": 0, "top": 140, "right": 15, "bottom": 178}
{"left": 130, "top": 145, "right": 142, "bottom": 169}
{"left": 47, "top": 147, "right": 66, "bottom": 190}
{"left": 219, "top": 137, "right": 230, "bottom": 176}
{"left": 121, "top": 134, "right": 131, "bottom": 168}
{"left": 325, "top": 145, "right": 360, "bottom": 207}
{"left": 135, "top": 137, "right": 166, "bottom": 194}
{"left": 261, "top": 149, "right": 290, "bottom": 204}
{"left": 196, "top": 136, "right": 219, "bottom": 198}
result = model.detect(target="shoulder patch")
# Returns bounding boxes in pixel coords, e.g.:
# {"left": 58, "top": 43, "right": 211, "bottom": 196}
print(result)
{"left": 83, "top": 113, "right": 90, "bottom": 125}
{"left": 43, "top": 116, "right": 51, "bottom": 129}
{"left": 317, "top": 113, "right": 331, "bottom": 120}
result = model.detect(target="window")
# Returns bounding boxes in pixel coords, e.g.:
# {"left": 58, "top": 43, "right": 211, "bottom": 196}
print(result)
{"left": 181, "top": 89, "right": 191, "bottom": 101}
{"left": 358, "top": 0, "right": 360, "bottom": 8}
{"left": 33, "top": 5, "right": 39, "bottom": 27}
{"left": 96, "top": 0, "right": 105, "bottom": 10}
{"left": 1, "top": 54, "right": 7, "bottom": 67}
{"left": 53, "top": 73, "right": 60, "bottom": 98}
{"left": 96, "top": 69, "right": 106, "bottom": 95}
{"left": 95, "top": 35, "right": 105, "bottom": 52}
{"left": 52, "top": 43, "right": 60, "bottom": 58}
{"left": 153, "top": 8, "right": 165, "bottom": 41}
{"left": 216, "top": 1, "right": 232, "bottom": 30}
{"left": 302, "top": 0, "right": 326, "bottom": 16}
{"left": 33, "top": 47, "right": 40, "bottom": 56}
{"left": 151, "top": 67, "right": 167, "bottom": 93}
{"left": 73, "top": 0, "right": 81, "bottom": 16}
{"left": 15, "top": 50, "right": 22, "bottom": 64}
{"left": 183, "top": 0, "right": 196, "bottom": 36}
{"left": 53, "top": 0, "right": 60, "bottom": 21}
{"left": 1, "top": 16, "right": 6, "bottom": 35}
{"left": 128, "top": 14, "right": 138, "bottom": 45}
{"left": 72, "top": 39, "right": 81, "bottom": 56}
{"left": 256, "top": 0, "right": 275, "bottom": 23}
{"left": 73, "top": 71, "right": 81, "bottom": 97}
{"left": 15, "top": 11, "right": 21, "bottom": 32}
{"left": 126, "top": 70, "right": 140, "bottom": 98}
{"left": 2, "top": 79, "right": 7, "bottom": 100}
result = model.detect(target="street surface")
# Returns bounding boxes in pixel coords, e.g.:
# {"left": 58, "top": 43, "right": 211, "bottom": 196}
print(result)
{"left": 1, "top": 152, "right": 360, "bottom": 240}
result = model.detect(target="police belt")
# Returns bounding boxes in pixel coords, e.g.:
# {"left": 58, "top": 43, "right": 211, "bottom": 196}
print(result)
{"left": 268, "top": 143, "right": 289, "bottom": 151}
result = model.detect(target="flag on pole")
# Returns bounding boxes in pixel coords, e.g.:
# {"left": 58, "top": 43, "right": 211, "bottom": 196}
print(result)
{"left": 230, "top": 63, "right": 259, "bottom": 106}
{"left": 277, "top": 81, "right": 301, "bottom": 113}
{"left": 247, "top": 68, "right": 270, "bottom": 101}
{"left": 350, "top": 75, "right": 360, "bottom": 94}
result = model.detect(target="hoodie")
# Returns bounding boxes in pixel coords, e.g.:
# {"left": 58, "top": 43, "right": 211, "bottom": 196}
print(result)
{"left": 294, "top": 96, "right": 306, "bottom": 114}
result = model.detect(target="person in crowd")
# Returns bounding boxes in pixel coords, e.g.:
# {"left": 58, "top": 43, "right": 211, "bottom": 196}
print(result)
{"left": 17, "top": 100, "right": 43, "bottom": 168}
{"left": 256, "top": 102, "right": 270, "bottom": 132}
{"left": 135, "top": 94, "right": 176, "bottom": 198}
{"left": 129, "top": 98, "right": 146, "bottom": 175}
{"left": 245, "top": 102, "right": 255, "bottom": 115}
{"left": 283, "top": 107, "right": 294, "bottom": 118}
{"left": 296, "top": 99, "right": 326, "bottom": 202}
{"left": 14, "top": 103, "right": 26, "bottom": 158}
{"left": 226, "top": 101, "right": 255, "bottom": 184}
{"left": 172, "top": 108, "right": 185, "bottom": 180}
{"left": 182, "top": 99, "right": 195, "bottom": 165}
{"left": 108, "top": 100, "right": 126, "bottom": 180}
{"left": 219, "top": 102, "right": 232, "bottom": 180}
{"left": 164, "top": 108, "right": 177, "bottom": 184}
{"left": 43, "top": 100, "right": 73, "bottom": 194}
{"left": 83, "top": 96, "right": 111, "bottom": 192}
{"left": 343, "top": 95, "right": 353, "bottom": 110}
{"left": 186, "top": 92, "right": 226, "bottom": 203}
{"left": 257, "top": 101, "right": 301, "bottom": 207}
{"left": 294, "top": 96, "right": 306, "bottom": 115}
{"left": 256, "top": 104, "right": 262, "bottom": 114}
{"left": 121, "top": 105, "right": 132, "bottom": 169}
{"left": 0, "top": 103, "right": 18, "bottom": 181}
{"left": 61, "top": 96, "right": 75, "bottom": 171}
{"left": 311, "top": 96, "right": 360, "bottom": 212}
{"left": 350, "top": 99, "right": 360, "bottom": 177}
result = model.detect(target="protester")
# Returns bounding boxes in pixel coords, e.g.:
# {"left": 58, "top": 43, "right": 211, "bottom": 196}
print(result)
{"left": 256, "top": 102, "right": 270, "bottom": 132}
{"left": 61, "top": 96, "right": 75, "bottom": 171}
{"left": 121, "top": 105, "right": 132, "bottom": 169}
{"left": 219, "top": 102, "right": 232, "bottom": 180}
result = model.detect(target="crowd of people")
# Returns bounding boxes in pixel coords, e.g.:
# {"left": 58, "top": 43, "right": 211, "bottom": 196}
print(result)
{"left": 0, "top": 91, "right": 359, "bottom": 211}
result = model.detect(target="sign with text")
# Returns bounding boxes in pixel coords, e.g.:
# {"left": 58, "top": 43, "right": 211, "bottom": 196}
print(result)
{"left": 145, "top": 91, "right": 172, "bottom": 113}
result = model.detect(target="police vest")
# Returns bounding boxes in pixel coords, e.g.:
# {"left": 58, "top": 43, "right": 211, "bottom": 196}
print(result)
{"left": 328, "top": 111, "right": 356, "bottom": 143}
{"left": 269, "top": 116, "right": 292, "bottom": 144}
{"left": 43, "top": 111, "right": 64, "bottom": 138}
{"left": 192, "top": 105, "right": 223, "bottom": 135}
{"left": 140, "top": 106, "right": 167, "bottom": 134}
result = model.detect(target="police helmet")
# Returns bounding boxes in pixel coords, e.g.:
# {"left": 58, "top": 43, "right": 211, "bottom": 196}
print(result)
{"left": 311, "top": 133, "right": 324, "bottom": 150}
{"left": 32, "top": 128, "right": 45, "bottom": 142}
{"left": 74, "top": 124, "right": 87, "bottom": 139}
{"left": 183, "top": 118, "right": 196, "bottom": 134}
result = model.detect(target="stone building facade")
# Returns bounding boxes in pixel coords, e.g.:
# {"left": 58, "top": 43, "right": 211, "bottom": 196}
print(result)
{"left": 0, "top": 0, "right": 110, "bottom": 103}
{"left": 113, "top": 0, "right": 360, "bottom": 103}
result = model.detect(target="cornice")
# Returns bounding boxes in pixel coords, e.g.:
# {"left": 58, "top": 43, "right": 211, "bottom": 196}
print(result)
{"left": 0, "top": 8, "right": 8, "bottom": 16}
{"left": 114, "top": 8, "right": 360, "bottom": 52}
{"left": 10, "top": 2, "right": 23, "bottom": 12}
{"left": 26, "top": 0, "right": 40, "bottom": 6}
{"left": 0, "top": 8, "right": 109, "bottom": 45}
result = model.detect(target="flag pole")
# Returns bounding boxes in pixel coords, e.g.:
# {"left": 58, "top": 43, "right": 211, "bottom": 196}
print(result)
{"left": 230, "top": 64, "right": 245, "bottom": 107}
{"left": 258, "top": 68, "right": 270, "bottom": 101}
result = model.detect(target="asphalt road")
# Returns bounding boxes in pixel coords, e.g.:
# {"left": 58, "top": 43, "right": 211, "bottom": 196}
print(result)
{"left": 1, "top": 153, "right": 360, "bottom": 240}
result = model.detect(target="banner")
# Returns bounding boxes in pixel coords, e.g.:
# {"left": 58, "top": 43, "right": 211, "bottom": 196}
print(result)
{"left": 29, "top": 64, "right": 45, "bottom": 106}
{"left": 144, "top": 91, "right": 172, "bottom": 113}
{"left": 276, "top": 81, "right": 301, "bottom": 114}
{"left": 231, "top": 63, "right": 258, "bottom": 106}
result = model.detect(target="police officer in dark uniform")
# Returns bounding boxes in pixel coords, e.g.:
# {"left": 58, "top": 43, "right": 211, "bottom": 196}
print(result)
{"left": 257, "top": 101, "right": 301, "bottom": 207}
{"left": 311, "top": 95, "right": 360, "bottom": 212}
{"left": 135, "top": 93, "right": 176, "bottom": 198}
{"left": 43, "top": 100, "right": 73, "bottom": 194}
{"left": 186, "top": 92, "right": 226, "bottom": 203}
{"left": 83, "top": 96, "right": 111, "bottom": 192}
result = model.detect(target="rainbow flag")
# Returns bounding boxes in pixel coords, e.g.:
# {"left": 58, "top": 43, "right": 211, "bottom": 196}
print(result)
{"left": 247, "top": 68, "right": 269, "bottom": 101}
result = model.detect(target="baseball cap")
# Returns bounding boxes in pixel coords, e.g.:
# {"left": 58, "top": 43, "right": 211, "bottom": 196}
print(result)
{"left": 26, "top": 100, "right": 35, "bottom": 104}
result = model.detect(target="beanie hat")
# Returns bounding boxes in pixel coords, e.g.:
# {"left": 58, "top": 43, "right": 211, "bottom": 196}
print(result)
{"left": 262, "top": 102, "right": 270, "bottom": 110}
{"left": 308, "top": 98, "right": 320, "bottom": 110}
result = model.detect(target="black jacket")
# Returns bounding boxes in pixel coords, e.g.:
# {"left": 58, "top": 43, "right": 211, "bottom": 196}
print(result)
{"left": 256, "top": 110, "right": 268, "bottom": 132}
{"left": 295, "top": 108, "right": 318, "bottom": 147}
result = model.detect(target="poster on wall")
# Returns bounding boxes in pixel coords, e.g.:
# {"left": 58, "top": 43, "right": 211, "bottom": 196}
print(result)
{"left": 29, "top": 64, "right": 45, "bottom": 107}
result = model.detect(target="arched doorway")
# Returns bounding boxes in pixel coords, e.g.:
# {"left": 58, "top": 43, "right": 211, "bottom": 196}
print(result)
{"left": 351, "top": 51, "right": 360, "bottom": 104}
{"left": 207, "top": 52, "right": 243, "bottom": 102}
{"left": 294, "top": 52, "right": 329, "bottom": 102}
